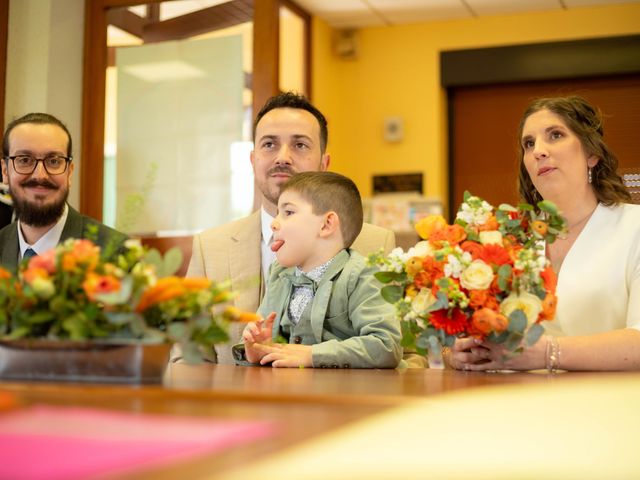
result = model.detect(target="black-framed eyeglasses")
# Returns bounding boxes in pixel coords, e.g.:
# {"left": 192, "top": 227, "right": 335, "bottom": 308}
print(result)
{"left": 5, "top": 154, "right": 72, "bottom": 175}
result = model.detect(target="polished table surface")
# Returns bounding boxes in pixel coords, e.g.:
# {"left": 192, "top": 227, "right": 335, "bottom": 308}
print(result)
{"left": 1, "top": 365, "right": 637, "bottom": 479}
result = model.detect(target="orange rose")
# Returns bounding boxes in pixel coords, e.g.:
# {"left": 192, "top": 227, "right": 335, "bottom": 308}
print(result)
{"left": 415, "top": 215, "right": 447, "bottom": 240}
{"left": 471, "top": 308, "right": 496, "bottom": 336}
{"left": 539, "top": 293, "right": 557, "bottom": 321}
{"left": 460, "top": 241, "right": 483, "bottom": 260}
{"left": 490, "top": 313, "right": 509, "bottom": 333}
{"left": 468, "top": 289, "right": 488, "bottom": 309}
{"left": 0, "top": 267, "right": 11, "bottom": 280}
{"left": 430, "top": 224, "right": 467, "bottom": 247}
{"left": 540, "top": 266, "right": 557, "bottom": 294}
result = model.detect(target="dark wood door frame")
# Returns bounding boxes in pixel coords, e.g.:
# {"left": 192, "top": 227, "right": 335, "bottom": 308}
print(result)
{"left": 0, "top": 0, "right": 9, "bottom": 132}
{"left": 441, "top": 35, "right": 640, "bottom": 219}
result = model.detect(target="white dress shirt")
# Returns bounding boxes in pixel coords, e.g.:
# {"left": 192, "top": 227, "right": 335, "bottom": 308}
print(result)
{"left": 260, "top": 207, "right": 277, "bottom": 283}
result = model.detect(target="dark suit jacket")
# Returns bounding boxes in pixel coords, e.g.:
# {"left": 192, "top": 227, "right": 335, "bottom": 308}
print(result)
{"left": 0, "top": 205, "right": 128, "bottom": 271}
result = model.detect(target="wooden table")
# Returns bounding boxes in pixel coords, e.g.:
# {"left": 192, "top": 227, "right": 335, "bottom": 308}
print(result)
{"left": 0, "top": 366, "right": 633, "bottom": 479}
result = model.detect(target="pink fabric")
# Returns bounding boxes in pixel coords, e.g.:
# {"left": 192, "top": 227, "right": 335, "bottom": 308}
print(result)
{"left": 0, "top": 406, "right": 274, "bottom": 480}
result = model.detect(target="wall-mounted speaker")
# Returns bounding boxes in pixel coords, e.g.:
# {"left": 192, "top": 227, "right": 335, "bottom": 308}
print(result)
{"left": 333, "top": 29, "right": 359, "bottom": 60}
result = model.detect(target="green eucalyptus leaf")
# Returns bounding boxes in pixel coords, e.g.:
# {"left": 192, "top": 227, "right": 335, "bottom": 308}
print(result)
{"left": 487, "top": 330, "right": 509, "bottom": 344}
{"left": 508, "top": 310, "right": 527, "bottom": 333}
{"left": 162, "top": 248, "right": 183, "bottom": 276}
{"left": 499, "top": 203, "right": 518, "bottom": 212}
{"left": 525, "top": 323, "right": 545, "bottom": 347}
{"left": 381, "top": 285, "right": 404, "bottom": 304}
{"left": 503, "top": 332, "right": 523, "bottom": 351}
{"left": 375, "top": 271, "right": 407, "bottom": 283}
{"left": 538, "top": 200, "right": 559, "bottom": 215}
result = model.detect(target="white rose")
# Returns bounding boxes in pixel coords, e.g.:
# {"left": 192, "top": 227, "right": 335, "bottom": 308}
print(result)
{"left": 500, "top": 291, "right": 543, "bottom": 325}
{"left": 479, "top": 230, "right": 503, "bottom": 245}
{"left": 411, "top": 288, "right": 437, "bottom": 315}
{"left": 459, "top": 260, "right": 494, "bottom": 290}
{"left": 407, "top": 241, "right": 433, "bottom": 258}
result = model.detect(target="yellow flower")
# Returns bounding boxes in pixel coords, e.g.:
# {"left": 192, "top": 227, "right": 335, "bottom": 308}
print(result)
{"left": 405, "top": 257, "right": 424, "bottom": 277}
{"left": 415, "top": 215, "right": 447, "bottom": 240}
{"left": 479, "top": 230, "right": 503, "bottom": 246}
{"left": 500, "top": 291, "right": 543, "bottom": 325}
{"left": 460, "top": 260, "right": 494, "bottom": 290}
{"left": 32, "top": 277, "right": 55, "bottom": 299}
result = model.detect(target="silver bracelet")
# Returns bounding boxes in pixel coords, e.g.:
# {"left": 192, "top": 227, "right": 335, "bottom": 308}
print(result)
{"left": 545, "top": 336, "right": 561, "bottom": 373}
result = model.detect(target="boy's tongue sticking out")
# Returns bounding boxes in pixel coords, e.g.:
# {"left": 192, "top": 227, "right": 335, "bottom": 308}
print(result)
{"left": 271, "top": 239, "right": 284, "bottom": 252}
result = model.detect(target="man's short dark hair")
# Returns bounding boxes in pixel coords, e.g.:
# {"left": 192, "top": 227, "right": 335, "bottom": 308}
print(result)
{"left": 3, "top": 112, "right": 73, "bottom": 159}
{"left": 281, "top": 171, "right": 363, "bottom": 248}
{"left": 253, "top": 92, "right": 328, "bottom": 154}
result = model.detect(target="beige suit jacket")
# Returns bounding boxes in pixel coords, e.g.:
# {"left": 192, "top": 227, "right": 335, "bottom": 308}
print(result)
{"left": 187, "top": 210, "right": 395, "bottom": 364}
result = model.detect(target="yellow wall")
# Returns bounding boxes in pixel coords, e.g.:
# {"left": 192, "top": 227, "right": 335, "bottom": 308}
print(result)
{"left": 312, "top": 3, "right": 640, "bottom": 211}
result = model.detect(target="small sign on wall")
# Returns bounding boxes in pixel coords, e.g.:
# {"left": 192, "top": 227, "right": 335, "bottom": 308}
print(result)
{"left": 373, "top": 173, "right": 423, "bottom": 194}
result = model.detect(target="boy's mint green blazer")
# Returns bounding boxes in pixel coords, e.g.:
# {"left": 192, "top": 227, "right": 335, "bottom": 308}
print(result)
{"left": 258, "top": 249, "right": 402, "bottom": 369}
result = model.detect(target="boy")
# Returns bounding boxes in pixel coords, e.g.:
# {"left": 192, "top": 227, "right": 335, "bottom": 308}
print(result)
{"left": 237, "top": 171, "right": 402, "bottom": 368}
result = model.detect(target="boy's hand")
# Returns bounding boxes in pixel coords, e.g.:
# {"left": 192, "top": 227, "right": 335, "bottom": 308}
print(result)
{"left": 242, "top": 312, "right": 276, "bottom": 363}
{"left": 253, "top": 343, "right": 313, "bottom": 368}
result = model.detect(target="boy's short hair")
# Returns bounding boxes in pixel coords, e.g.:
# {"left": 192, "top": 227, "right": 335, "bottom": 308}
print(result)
{"left": 281, "top": 171, "right": 363, "bottom": 248}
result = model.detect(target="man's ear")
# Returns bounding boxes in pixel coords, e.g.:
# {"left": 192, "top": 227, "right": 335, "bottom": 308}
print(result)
{"left": 319, "top": 211, "right": 340, "bottom": 238}
{"left": 1, "top": 160, "right": 8, "bottom": 185}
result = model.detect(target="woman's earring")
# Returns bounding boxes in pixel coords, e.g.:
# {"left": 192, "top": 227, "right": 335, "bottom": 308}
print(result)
{"left": 588, "top": 167, "right": 593, "bottom": 184}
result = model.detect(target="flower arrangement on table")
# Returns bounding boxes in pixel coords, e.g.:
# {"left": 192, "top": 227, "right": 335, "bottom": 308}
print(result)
{"left": 368, "top": 192, "right": 567, "bottom": 359}
{"left": 0, "top": 238, "right": 254, "bottom": 363}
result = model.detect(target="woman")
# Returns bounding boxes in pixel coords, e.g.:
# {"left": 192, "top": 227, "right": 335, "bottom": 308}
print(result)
{"left": 448, "top": 96, "right": 640, "bottom": 371}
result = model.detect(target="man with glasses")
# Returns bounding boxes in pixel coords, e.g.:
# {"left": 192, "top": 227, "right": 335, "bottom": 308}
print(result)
{"left": 186, "top": 92, "right": 396, "bottom": 364}
{"left": 0, "top": 112, "right": 126, "bottom": 270}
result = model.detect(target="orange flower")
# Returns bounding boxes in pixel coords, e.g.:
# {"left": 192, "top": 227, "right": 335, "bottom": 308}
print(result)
{"left": 430, "top": 224, "right": 467, "bottom": 247}
{"left": 71, "top": 239, "right": 100, "bottom": 270}
{"left": 135, "top": 276, "right": 185, "bottom": 312}
{"left": 405, "top": 257, "right": 424, "bottom": 277}
{"left": 479, "top": 244, "right": 512, "bottom": 266}
{"left": 224, "top": 306, "right": 262, "bottom": 323}
{"left": 22, "top": 267, "right": 49, "bottom": 285}
{"left": 491, "top": 313, "right": 509, "bottom": 333}
{"left": 61, "top": 252, "right": 77, "bottom": 272}
{"left": 181, "top": 278, "right": 212, "bottom": 291}
{"left": 539, "top": 293, "right": 557, "bottom": 321}
{"left": 415, "top": 215, "right": 447, "bottom": 240}
{"left": 468, "top": 289, "right": 489, "bottom": 309}
{"left": 429, "top": 308, "right": 468, "bottom": 336}
{"left": 478, "top": 215, "right": 499, "bottom": 232}
{"left": 0, "top": 267, "right": 11, "bottom": 280}
{"left": 460, "top": 241, "right": 483, "bottom": 260}
{"left": 531, "top": 220, "right": 548, "bottom": 236}
{"left": 470, "top": 307, "right": 496, "bottom": 336}
{"left": 540, "top": 266, "right": 557, "bottom": 294}
{"left": 28, "top": 249, "right": 56, "bottom": 274}
{"left": 82, "top": 272, "right": 121, "bottom": 301}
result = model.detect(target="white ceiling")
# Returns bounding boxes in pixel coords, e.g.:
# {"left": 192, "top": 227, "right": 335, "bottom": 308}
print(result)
{"left": 292, "top": 0, "right": 640, "bottom": 28}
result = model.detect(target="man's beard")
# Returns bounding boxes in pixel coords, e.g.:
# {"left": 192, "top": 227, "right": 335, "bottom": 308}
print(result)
{"left": 11, "top": 179, "right": 68, "bottom": 227}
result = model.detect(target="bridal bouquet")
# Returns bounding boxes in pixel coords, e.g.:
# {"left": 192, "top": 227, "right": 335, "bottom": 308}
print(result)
{"left": 0, "top": 238, "right": 252, "bottom": 362}
{"left": 369, "top": 192, "right": 566, "bottom": 356}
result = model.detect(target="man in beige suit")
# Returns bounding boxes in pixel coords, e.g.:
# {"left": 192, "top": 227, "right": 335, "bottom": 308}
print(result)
{"left": 187, "top": 92, "right": 395, "bottom": 364}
